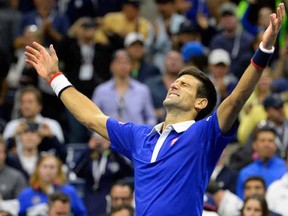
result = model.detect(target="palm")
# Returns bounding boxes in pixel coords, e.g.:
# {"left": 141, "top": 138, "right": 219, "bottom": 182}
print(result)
{"left": 25, "top": 42, "right": 59, "bottom": 81}
{"left": 262, "top": 4, "right": 285, "bottom": 49}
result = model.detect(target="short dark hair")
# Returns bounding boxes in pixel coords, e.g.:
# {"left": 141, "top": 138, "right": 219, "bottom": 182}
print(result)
{"left": 241, "top": 194, "right": 269, "bottom": 216}
{"left": 253, "top": 124, "right": 277, "bottom": 141}
{"left": 244, "top": 176, "right": 266, "bottom": 190}
{"left": 19, "top": 85, "right": 42, "bottom": 106}
{"left": 110, "top": 205, "right": 134, "bottom": 216}
{"left": 48, "top": 191, "right": 70, "bottom": 207}
{"left": 155, "top": 0, "right": 174, "bottom": 4}
{"left": 112, "top": 177, "right": 134, "bottom": 193}
{"left": 178, "top": 66, "right": 217, "bottom": 121}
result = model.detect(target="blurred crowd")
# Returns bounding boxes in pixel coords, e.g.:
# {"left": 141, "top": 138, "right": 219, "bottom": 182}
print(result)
{"left": 0, "top": 0, "right": 288, "bottom": 215}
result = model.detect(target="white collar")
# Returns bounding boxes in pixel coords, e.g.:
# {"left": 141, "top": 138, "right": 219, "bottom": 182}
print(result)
{"left": 148, "top": 120, "right": 195, "bottom": 135}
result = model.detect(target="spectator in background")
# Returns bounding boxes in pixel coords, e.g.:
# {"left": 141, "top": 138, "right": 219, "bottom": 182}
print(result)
{"left": 207, "top": 49, "right": 238, "bottom": 103}
{"left": 6, "top": 119, "right": 67, "bottom": 180}
{"left": 181, "top": 41, "right": 208, "bottom": 72}
{"left": 102, "top": 0, "right": 152, "bottom": 50}
{"left": 241, "top": 2, "right": 273, "bottom": 37}
{"left": 47, "top": 192, "right": 71, "bottom": 216}
{"left": 0, "top": 136, "right": 26, "bottom": 215}
{"left": 266, "top": 170, "right": 288, "bottom": 216}
{"left": 73, "top": 132, "right": 133, "bottom": 216}
{"left": 243, "top": 176, "right": 281, "bottom": 216}
{"left": 110, "top": 205, "right": 134, "bottom": 216}
{"left": 0, "top": 0, "right": 21, "bottom": 123}
{"left": 174, "top": 20, "right": 201, "bottom": 50}
{"left": 3, "top": 86, "right": 64, "bottom": 145}
{"left": 151, "top": 0, "right": 186, "bottom": 72}
{"left": 210, "top": 2, "right": 254, "bottom": 79}
{"left": 124, "top": 32, "right": 161, "bottom": 83}
{"left": 144, "top": 50, "right": 185, "bottom": 122}
{"left": 236, "top": 125, "right": 287, "bottom": 200}
{"left": 210, "top": 148, "right": 238, "bottom": 194}
{"left": 0, "top": 0, "right": 21, "bottom": 99}
{"left": 91, "top": 50, "right": 156, "bottom": 125}
{"left": 107, "top": 179, "right": 134, "bottom": 214}
{"left": 243, "top": 176, "right": 266, "bottom": 199}
{"left": 7, "top": 24, "right": 65, "bottom": 124}
{"left": 17, "top": 154, "right": 87, "bottom": 216}
{"left": 241, "top": 194, "right": 269, "bottom": 216}
{"left": 206, "top": 180, "right": 243, "bottom": 216}
{"left": 57, "top": 17, "right": 113, "bottom": 143}
{"left": 65, "top": 0, "right": 124, "bottom": 25}
{"left": 14, "top": 0, "right": 69, "bottom": 49}
{"left": 238, "top": 93, "right": 288, "bottom": 159}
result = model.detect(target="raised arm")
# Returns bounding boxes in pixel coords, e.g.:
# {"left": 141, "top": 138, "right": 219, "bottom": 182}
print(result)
{"left": 25, "top": 42, "right": 109, "bottom": 139}
{"left": 217, "top": 3, "right": 285, "bottom": 134}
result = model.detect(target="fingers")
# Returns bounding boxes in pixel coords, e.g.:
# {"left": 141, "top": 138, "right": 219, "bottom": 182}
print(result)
{"left": 25, "top": 45, "right": 41, "bottom": 59}
{"left": 25, "top": 52, "right": 38, "bottom": 63}
{"left": 32, "top": 41, "right": 46, "bottom": 53}
{"left": 49, "top": 44, "right": 57, "bottom": 58}
{"left": 276, "top": 3, "right": 285, "bottom": 22}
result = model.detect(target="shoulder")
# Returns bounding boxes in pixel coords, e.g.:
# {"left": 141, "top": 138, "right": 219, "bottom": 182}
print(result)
{"left": 5, "top": 119, "right": 20, "bottom": 128}
{"left": 104, "top": 12, "right": 123, "bottom": 21}
{"left": 3, "top": 165, "right": 24, "bottom": 177}
{"left": 138, "top": 16, "right": 151, "bottom": 25}
{"left": 96, "top": 80, "right": 113, "bottom": 90}
{"left": 60, "top": 184, "right": 77, "bottom": 193}
{"left": 42, "top": 117, "right": 61, "bottom": 125}
{"left": 130, "top": 79, "right": 149, "bottom": 90}
{"left": 18, "top": 187, "right": 34, "bottom": 196}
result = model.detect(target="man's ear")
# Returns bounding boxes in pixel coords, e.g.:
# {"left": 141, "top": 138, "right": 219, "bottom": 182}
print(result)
{"left": 195, "top": 98, "right": 208, "bottom": 110}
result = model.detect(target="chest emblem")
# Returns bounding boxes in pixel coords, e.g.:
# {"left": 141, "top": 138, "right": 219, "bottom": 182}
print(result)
{"left": 170, "top": 137, "right": 179, "bottom": 146}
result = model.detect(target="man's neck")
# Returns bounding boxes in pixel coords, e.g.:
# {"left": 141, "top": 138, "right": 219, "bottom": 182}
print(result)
{"left": 25, "top": 115, "right": 37, "bottom": 122}
{"left": 114, "top": 77, "right": 129, "bottom": 96}
{"left": 22, "top": 148, "right": 37, "bottom": 157}
{"left": 163, "top": 110, "right": 195, "bottom": 130}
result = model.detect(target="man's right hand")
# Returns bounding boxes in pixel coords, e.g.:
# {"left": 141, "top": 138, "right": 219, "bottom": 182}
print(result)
{"left": 25, "top": 42, "right": 60, "bottom": 82}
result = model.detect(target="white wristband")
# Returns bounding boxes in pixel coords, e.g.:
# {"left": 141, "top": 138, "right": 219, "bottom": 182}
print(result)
{"left": 50, "top": 73, "right": 73, "bottom": 97}
{"left": 259, "top": 42, "right": 275, "bottom": 54}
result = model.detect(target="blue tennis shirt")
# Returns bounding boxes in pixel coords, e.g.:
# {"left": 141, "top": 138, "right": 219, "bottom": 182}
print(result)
{"left": 107, "top": 111, "right": 236, "bottom": 216}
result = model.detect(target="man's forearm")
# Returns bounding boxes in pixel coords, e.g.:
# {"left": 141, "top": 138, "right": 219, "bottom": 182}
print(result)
{"left": 60, "top": 87, "right": 109, "bottom": 139}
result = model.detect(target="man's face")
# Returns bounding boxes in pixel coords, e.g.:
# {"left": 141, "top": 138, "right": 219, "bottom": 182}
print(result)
{"left": 111, "top": 53, "right": 132, "bottom": 79}
{"left": 164, "top": 51, "right": 184, "bottom": 75}
{"left": 111, "top": 185, "right": 133, "bottom": 208}
{"left": 266, "top": 105, "right": 285, "bottom": 125}
{"left": 122, "top": 4, "right": 139, "bottom": 20}
{"left": 163, "top": 75, "right": 200, "bottom": 112}
{"left": 38, "top": 157, "right": 59, "bottom": 184}
{"left": 242, "top": 199, "right": 263, "bottom": 216}
{"left": 244, "top": 180, "right": 266, "bottom": 199}
{"left": 208, "top": 63, "right": 229, "bottom": 79}
{"left": 21, "top": 131, "right": 41, "bottom": 150}
{"left": 20, "top": 92, "right": 42, "bottom": 119}
{"left": 220, "top": 14, "right": 238, "bottom": 32}
{"left": 156, "top": 2, "right": 174, "bottom": 18}
{"left": 253, "top": 131, "right": 277, "bottom": 160}
{"left": 111, "top": 209, "right": 131, "bottom": 216}
{"left": 49, "top": 201, "right": 70, "bottom": 216}
{"left": 126, "top": 42, "right": 144, "bottom": 61}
